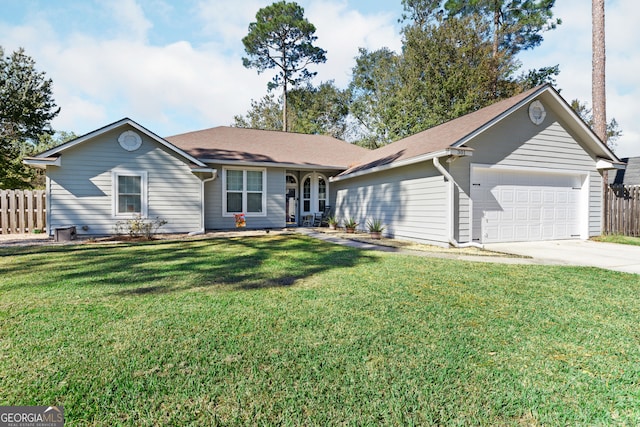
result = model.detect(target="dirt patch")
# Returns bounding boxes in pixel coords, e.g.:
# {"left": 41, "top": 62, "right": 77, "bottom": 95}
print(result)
{"left": 0, "top": 233, "right": 57, "bottom": 247}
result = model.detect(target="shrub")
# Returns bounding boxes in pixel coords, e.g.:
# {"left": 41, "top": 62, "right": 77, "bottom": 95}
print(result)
{"left": 114, "top": 215, "right": 168, "bottom": 240}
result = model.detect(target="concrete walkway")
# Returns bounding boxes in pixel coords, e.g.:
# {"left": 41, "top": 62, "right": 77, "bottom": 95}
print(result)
{"left": 485, "top": 240, "right": 640, "bottom": 275}
{"left": 295, "top": 229, "right": 534, "bottom": 265}
{"left": 297, "top": 230, "right": 640, "bottom": 275}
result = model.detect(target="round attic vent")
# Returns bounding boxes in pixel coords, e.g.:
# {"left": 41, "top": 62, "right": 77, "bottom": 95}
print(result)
{"left": 118, "top": 130, "right": 142, "bottom": 151}
{"left": 528, "top": 100, "right": 546, "bottom": 125}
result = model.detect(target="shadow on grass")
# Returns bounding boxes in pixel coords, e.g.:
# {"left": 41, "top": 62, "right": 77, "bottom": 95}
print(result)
{"left": 0, "top": 234, "right": 376, "bottom": 294}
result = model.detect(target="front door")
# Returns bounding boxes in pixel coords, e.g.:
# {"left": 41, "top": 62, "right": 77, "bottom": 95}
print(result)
{"left": 286, "top": 175, "right": 298, "bottom": 225}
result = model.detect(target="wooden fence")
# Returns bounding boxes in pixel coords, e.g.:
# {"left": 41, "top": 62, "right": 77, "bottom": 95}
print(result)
{"left": 0, "top": 190, "right": 46, "bottom": 234}
{"left": 603, "top": 184, "right": 640, "bottom": 236}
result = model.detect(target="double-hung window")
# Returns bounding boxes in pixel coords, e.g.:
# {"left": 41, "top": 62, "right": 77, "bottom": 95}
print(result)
{"left": 113, "top": 170, "right": 148, "bottom": 217}
{"left": 223, "top": 168, "right": 266, "bottom": 216}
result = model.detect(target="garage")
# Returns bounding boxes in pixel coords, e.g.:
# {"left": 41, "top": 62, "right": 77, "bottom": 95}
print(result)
{"left": 471, "top": 167, "right": 585, "bottom": 244}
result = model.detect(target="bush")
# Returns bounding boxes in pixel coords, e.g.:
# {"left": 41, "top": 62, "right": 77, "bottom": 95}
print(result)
{"left": 114, "top": 215, "right": 168, "bottom": 240}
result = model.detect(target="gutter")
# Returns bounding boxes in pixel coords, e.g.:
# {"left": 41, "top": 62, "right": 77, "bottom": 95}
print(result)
{"left": 330, "top": 147, "right": 473, "bottom": 183}
{"left": 432, "top": 157, "right": 484, "bottom": 249}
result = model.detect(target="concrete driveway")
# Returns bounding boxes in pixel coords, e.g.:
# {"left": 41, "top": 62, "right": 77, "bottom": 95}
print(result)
{"left": 485, "top": 240, "right": 640, "bottom": 275}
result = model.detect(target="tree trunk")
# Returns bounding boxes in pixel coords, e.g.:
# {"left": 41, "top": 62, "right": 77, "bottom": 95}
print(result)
{"left": 491, "top": 5, "right": 500, "bottom": 98}
{"left": 593, "top": 0, "right": 608, "bottom": 233}
{"left": 492, "top": 6, "right": 500, "bottom": 60}
{"left": 592, "top": 0, "right": 606, "bottom": 144}
{"left": 282, "top": 79, "right": 288, "bottom": 132}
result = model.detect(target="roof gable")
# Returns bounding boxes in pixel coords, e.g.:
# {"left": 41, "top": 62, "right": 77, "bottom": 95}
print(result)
{"left": 337, "top": 85, "right": 621, "bottom": 179}
{"left": 30, "top": 118, "right": 207, "bottom": 168}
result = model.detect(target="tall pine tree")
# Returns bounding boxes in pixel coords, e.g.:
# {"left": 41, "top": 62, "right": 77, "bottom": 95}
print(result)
{"left": 242, "top": 1, "right": 326, "bottom": 132}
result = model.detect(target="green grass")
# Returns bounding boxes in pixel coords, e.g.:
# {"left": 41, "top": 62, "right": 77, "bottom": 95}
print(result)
{"left": 593, "top": 234, "right": 640, "bottom": 246}
{"left": 1, "top": 235, "right": 639, "bottom": 425}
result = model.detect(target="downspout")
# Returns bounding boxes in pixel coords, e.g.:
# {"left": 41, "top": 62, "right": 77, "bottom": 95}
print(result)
{"left": 189, "top": 171, "right": 216, "bottom": 236}
{"left": 46, "top": 173, "right": 52, "bottom": 237}
{"left": 433, "top": 157, "right": 484, "bottom": 249}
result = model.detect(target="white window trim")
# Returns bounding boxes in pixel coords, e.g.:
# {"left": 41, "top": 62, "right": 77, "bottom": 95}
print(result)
{"left": 112, "top": 170, "right": 148, "bottom": 218}
{"left": 301, "top": 172, "right": 329, "bottom": 215}
{"left": 222, "top": 167, "right": 267, "bottom": 217}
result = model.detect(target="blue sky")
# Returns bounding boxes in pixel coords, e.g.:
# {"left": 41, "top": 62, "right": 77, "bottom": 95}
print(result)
{"left": 1, "top": 0, "right": 638, "bottom": 157}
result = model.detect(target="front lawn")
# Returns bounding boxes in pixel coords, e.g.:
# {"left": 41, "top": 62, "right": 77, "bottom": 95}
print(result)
{"left": 593, "top": 234, "right": 640, "bottom": 246}
{"left": 1, "top": 235, "right": 638, "bottom": 425}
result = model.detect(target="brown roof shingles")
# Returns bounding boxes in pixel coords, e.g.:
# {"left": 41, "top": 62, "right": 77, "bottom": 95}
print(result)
{"left": 165, "top": 86, "right": 545, "bottom": 174}
{"left": 339, "top": 85, "right": 544, "bottom": 176}
{"left": 166, "top": 126, "right": 369, "bottom": 169}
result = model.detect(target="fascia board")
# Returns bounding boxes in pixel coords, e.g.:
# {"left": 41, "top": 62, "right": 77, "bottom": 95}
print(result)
{"left": 330, "top": 148, "right": 472, "bottom": 183}
{"left": 35, "top": 118, "right": 208, "bottom": 168}
{"left": 201, "top": 159, "right": 348, "bottom": 171}
{"left": 22, "top": 157, "right": 61, "bottom": 168}
{"left": 451, "top": 86, "right": 549, "bottom": 149}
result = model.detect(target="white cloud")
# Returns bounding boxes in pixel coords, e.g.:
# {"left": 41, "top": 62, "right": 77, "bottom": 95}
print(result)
{"left": 104, "top": 0, "right": 154, "bottom": 42}
{"left": 196, "top": 0, "right": 264, "bottom": 48}
{"left": 306, "top": 0, "right": 402, "bottom": 87}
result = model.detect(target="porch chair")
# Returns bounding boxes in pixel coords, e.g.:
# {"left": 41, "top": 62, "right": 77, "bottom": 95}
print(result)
{"left": 320, "top": 205, "right": 332, "bottom": 226}
{"left": 302, "top": 214, "right": 314, "bottom": 227}
{"left": 312, "top": 213, "right": 323, "bottom": 227}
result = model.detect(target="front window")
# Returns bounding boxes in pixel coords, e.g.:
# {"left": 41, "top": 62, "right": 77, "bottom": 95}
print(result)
{"left": 300, "top": 173, "right": 329, "bottom": 214}
{"left": 119, "top": 176, "right": 141, "bottom": 213}
{"left": 223, "top": 168, "right": 266, "bottom": 216}
{"left": 226, "top": 170, "right": 243, "bottom": 213}
{"left": 113, "top": 170, "right": 147, "bottom": 217}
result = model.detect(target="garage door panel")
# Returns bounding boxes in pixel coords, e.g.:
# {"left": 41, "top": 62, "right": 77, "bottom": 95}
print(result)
{"left": 472, "top": 169, "right": 582, "bottom": 243}
{"left": 529, "top": 208, "right": 540, "bottom": 220}
{"left": 541, "top": 225, "right": 555, "bottom": 239}
{"left": 543, "top": 191, "right": 555, "bottom": 203}
{"left": 514, "top": 226, "right": 529, "bottom": 240}
{"left": 541, "top": 207, "right": 554, "bottom": 220}
{"left": 501, "top": 189, "right": 514, "bottom": 202}
{"left": 516, "top": 190, "right": 529, "bottom": 203}
{"left": 530, "top": 190, "right": 542, "bottom": 203}
{"left": 514, "top": 207, "right": 528, "bottom": 221}
{"left": 556, "top": 208, "right": 567, "bottom": 220}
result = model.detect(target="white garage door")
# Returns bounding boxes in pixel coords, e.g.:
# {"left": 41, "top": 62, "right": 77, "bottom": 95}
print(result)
{"left": 471, "top": 168, "right": 583, "bottom": 243}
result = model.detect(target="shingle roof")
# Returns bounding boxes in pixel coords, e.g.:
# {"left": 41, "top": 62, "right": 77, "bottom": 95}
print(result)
{"left": 166, "top": 126, "right": 369, "bottom": 169}
{"left": 338, "top": 85, "right": 544, "bottom": 176}
{"left": 609, "top": 157, "right": 640, "bottom": 185}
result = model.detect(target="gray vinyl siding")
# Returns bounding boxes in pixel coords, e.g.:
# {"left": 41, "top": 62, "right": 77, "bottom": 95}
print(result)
{"left": 450, "top": 104, "right": 602, "bottom": 241}
{"left": 204, "top": 167, "right": 341, "bottom": 229}
{"left": 204, "top": 167, "right": 285, "bottom": 229}
{"left": 46, "top": 126, "right": 202, "bottom": 235}
{"left": 334, "top": 162, "right": 448, "bottom": 246}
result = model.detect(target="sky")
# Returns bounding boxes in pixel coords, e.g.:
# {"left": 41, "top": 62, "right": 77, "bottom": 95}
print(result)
{"left": 1, "top": 0, "right": 638, "bottom": 158}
